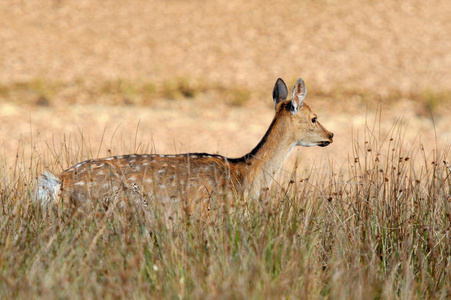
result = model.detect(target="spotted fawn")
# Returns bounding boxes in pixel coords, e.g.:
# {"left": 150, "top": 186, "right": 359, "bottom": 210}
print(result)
{"left": 35, "top": 77, "right": 334, "bottom": 217}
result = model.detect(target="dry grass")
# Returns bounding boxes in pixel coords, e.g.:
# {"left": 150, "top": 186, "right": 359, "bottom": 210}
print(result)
{"left": 0, "top": 116, "right": 450, "bottom": 299}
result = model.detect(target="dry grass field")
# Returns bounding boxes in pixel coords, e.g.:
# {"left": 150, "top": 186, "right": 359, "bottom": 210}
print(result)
{"left": 1, "top": 0, "right": 451, "bottom": 298}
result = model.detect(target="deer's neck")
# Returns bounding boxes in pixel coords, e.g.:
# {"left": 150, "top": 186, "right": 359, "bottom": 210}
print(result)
{"left": 239, "top": 114, "right": 295, "bottom": 190}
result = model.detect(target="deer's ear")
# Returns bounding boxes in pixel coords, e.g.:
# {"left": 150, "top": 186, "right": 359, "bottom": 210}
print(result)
{"left": 272, "top": 78, "right": 288, "bottom": 110}
{"left": 290, "top": 77, "right": 307, "bottom": 114}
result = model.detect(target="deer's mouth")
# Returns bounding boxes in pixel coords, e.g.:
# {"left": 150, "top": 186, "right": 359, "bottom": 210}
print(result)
{"left": 318, "top": 132, "right": 334, "bottom": 147}
{"left": 318, "top": 140, "right": 332, "bottom": 147}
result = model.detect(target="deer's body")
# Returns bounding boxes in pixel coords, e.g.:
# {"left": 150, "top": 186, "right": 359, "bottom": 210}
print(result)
{"left": 35, "top": 77, "right": 334, "bottom": 215}
{"left": 59, "top": 153, "right": 240, "bottom": 204}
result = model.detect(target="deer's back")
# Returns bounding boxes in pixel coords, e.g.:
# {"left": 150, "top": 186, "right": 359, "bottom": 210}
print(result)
{"left": 60, "top": 153, "right": 241, "bottom": 208}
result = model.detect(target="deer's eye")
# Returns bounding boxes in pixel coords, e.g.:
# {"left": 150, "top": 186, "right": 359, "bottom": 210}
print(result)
{"left": 312, "top": 117, "right": 317, "bottom": 123}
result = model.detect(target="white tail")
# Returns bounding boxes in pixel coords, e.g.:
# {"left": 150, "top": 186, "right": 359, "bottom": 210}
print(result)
{"left": 35, "top": 77, "right": 333, "bottom": 216}
{"left": 34, "top": 171, "right": 62, "bottom": 210}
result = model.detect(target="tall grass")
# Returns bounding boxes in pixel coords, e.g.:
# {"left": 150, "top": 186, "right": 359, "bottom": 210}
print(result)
{"left": 0, "top": 118, "right": 450, "bottom": 299}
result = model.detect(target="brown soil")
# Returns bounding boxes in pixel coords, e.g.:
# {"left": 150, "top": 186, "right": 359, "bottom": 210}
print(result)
{"left": 0, "top": 0, "right": 450, "bottom": 177}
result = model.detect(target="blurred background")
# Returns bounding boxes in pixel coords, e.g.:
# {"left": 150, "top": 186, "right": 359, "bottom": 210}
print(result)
{"left": 0, "top": 0, "right": 450, "bottom": 173}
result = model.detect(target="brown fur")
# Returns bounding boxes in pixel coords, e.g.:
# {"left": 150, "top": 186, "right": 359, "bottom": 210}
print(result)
{"left": 36, "top": 77, "right": 334, "bottom": 218}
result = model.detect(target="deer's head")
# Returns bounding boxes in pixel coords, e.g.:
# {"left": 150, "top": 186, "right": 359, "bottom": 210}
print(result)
{"left": 273, "top": 77, "right": 334, "bottom": 147}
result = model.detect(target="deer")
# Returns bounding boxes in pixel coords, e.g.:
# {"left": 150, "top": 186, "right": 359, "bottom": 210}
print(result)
{"left": 35, "top": 77, "right": 333, "bottom": 220}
